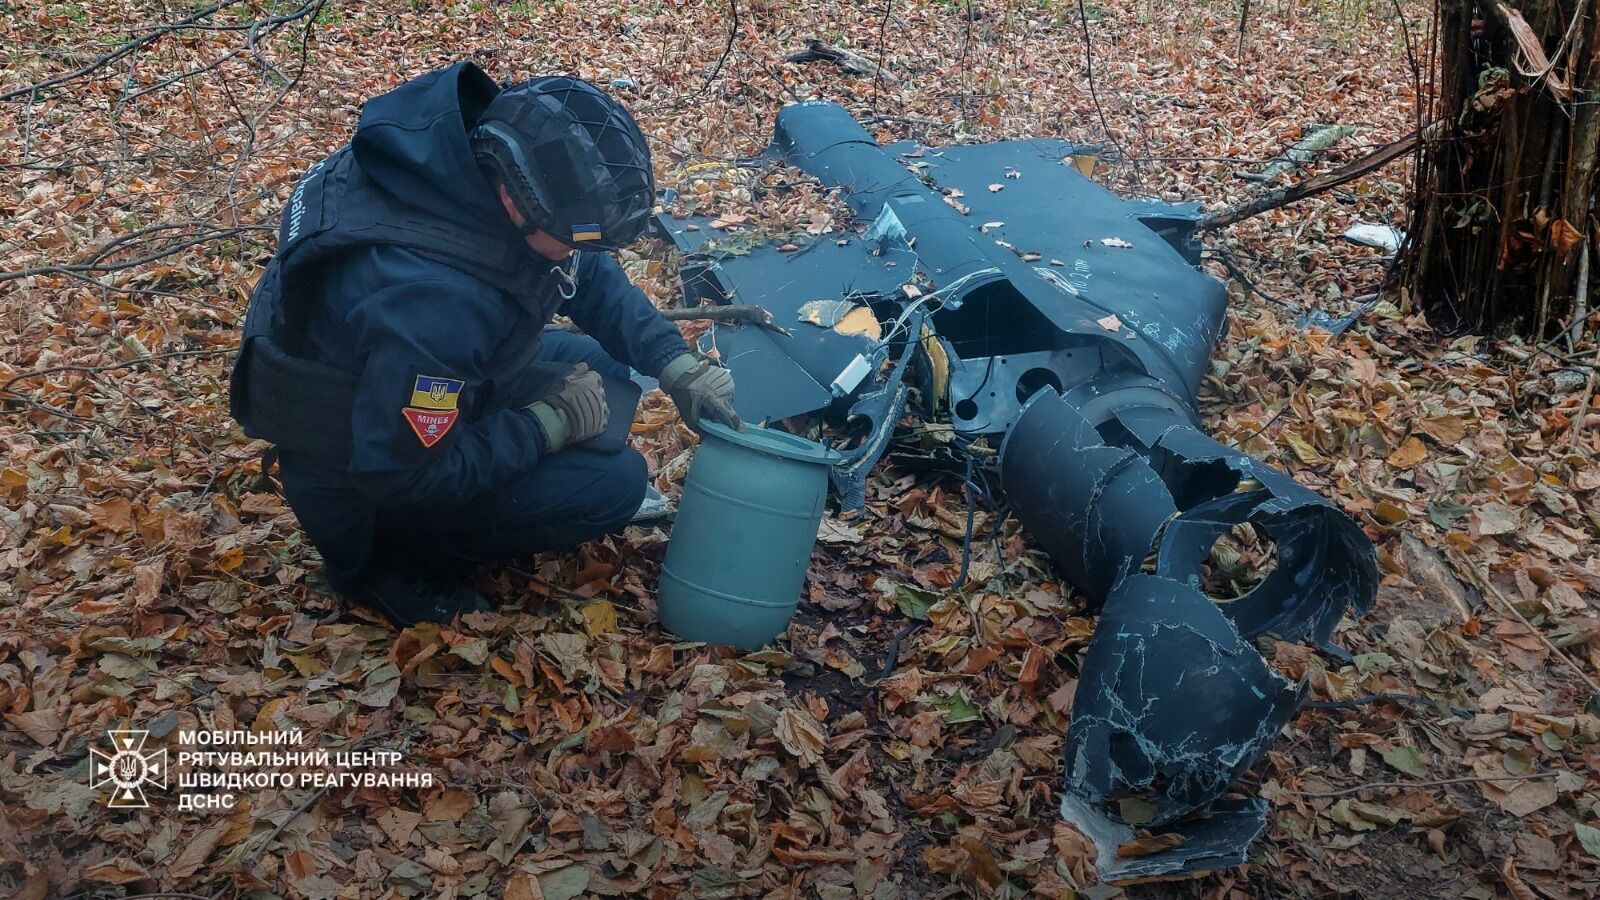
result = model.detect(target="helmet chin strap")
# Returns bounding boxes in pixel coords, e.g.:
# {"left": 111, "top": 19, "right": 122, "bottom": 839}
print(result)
{"left": 551, "top": 253, "right": 579, "bottom": 300}
{"left": 507, "top": 200, "right": 581, "bottom": 299}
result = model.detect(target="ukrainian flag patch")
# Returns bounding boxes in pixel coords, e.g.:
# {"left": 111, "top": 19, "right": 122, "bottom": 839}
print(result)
{"left": 571, "top": 224, "right": 603, "bottom": 242}
{"left": 410, "top": 375, "right": 463, "bottom": 411}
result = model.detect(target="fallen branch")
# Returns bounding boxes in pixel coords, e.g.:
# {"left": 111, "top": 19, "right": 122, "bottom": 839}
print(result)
{"left": 1239, "top": 124, "right": 1357, "bottom": 183}
{"left": 871, "top": 0, "right": 894, "bottom": 108}
{"left": 659, "top": 304, "right": 776, "bottom": 327}
{"left": 548, "top": 304, "right": 787, "bottom": 336}
{"left": 1299, "top": 691, "right": 1465, "bottom": 717}
{"left": 1200, "top": 130, "right": 1420, "bottom": 231}
{"left": 787, "top": 40, "right": 899, "bottom": 83}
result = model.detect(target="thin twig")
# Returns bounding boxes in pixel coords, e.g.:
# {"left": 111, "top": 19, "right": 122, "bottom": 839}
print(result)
{"left": 0, "top": 2, "right": 229, "bottom": 102}
{"left": 226, "top": 1, "right": 325, "bottom": 223}
{"left": 1075, "top": 0, "right": 1127, "bottom": 165}
{"left": 701, "top": 0, "right": 740, "bottom": 92}
{"left": 1289, "top": 771, "right": 1560, "bottom": 798}
{"left": 1567, "top": 339, "right": 1599, "bottom": 454}
{"left": 1, "top": 225, "right": 274, "bottom": 284}
{"left": 1205, "top": 247, "right": 1300, "bottom": 311}
{"left": 0, "top": 348, "right": 238, "bottom": 399}
{"left": 1236, "top": 0, "right": 1251, "bottom": 58}
{"left": 872, "top": 0, "right": 894, "bottom": 110}
{"left": 83, "top": 894, "right": 217, "bottom": 900}
{"left": 874, "top": 620, "right": 924, "bottom": 682}
{"left": 237, "top": 782, "right": 329, "bottom": 862}
{"left": 1449, "top": 548, "right": 1600, "bottom": 695}
{"left": 220, "top": 726, "right": 409, "bottom": 883}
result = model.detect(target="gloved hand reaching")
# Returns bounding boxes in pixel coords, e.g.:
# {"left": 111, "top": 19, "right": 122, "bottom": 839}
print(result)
{"left": 526, "top": 363, "right": 608, "bottom": 452}
{"left": 659, "top": 352, "right": 741, "bottom": 432}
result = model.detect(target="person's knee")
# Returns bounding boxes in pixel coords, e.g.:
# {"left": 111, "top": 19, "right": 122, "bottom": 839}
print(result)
{"left": 586, "top": 448, "right": 648, "bottom": 529}
{"left": 489, "top": 448, "right": 646, "bottom": 546}
{"left": 540, "top": 331, "right": 630, "bottom": 380}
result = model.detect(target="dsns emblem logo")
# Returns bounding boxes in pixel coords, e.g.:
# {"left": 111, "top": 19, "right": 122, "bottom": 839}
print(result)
{"left": 89, "top": 730, "right": 167, "bottom": 808}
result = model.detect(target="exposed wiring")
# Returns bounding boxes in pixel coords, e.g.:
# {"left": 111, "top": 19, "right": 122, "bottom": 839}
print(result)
{"left": 875, "top": 266, "right": 1001, "bottom": 350}
{"left": 949, "top": 432, "right": 1009, "bottom": 591}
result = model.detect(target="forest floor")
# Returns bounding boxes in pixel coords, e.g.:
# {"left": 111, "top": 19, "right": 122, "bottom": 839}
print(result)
{"left": 3, "top": 1, "right": 1600, "bottom": 898}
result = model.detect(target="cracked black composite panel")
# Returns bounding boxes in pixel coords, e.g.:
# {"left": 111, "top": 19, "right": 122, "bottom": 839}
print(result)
{"left": 1059, "top": 574, "right": 1303, "bottom": 880}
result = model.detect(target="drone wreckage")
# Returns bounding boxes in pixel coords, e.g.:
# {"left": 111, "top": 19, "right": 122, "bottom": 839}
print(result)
{"left": 653, "top": 102, "right": 1377, "bottom": 881}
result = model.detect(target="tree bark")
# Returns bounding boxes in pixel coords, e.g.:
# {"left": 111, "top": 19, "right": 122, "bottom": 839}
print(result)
{"left": 1401, "top": 1, "right": 1599, "bottom": 338}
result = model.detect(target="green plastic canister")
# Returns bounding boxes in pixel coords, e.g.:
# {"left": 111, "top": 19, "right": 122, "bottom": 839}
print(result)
{"left": 658, "top": 421, "right": 841, "bottom": 649}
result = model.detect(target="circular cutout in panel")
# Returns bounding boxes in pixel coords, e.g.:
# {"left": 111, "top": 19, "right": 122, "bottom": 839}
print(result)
{"left": 1016, "top": 367, "right": 1063, "bottom": 403}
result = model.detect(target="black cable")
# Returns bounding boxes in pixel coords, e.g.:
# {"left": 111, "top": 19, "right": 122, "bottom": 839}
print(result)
{"left": 948, "top": 431, "right": 1013, "bottom": 589}
{"left": 970, "top": 458, "right": 1009, "bottom": 568}
{"left": 953, "top": 451, "right": 977, "bottom": 590}
{"left": 964, "top": 353, "right": 998, "bottom": 403}
{"left": 875, "top": 620, "right": 924, "bottom": 681}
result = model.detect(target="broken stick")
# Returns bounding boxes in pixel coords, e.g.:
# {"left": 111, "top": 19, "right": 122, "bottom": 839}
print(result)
{"left": 659, "top": 304, "right": 774, "bottom": 326}
{"left": 550, "top": 304, "right": 785, "bottom": 334}
{"left": 786, "top": 40, "right": 899, "bottom": 83}
{"left": 1238, "top": 124, "right": 1357, "bottom": 183}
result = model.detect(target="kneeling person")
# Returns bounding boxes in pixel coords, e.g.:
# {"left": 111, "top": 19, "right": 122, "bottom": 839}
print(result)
{"left": 230, "top": 63, "right": 738, "bottom": 626}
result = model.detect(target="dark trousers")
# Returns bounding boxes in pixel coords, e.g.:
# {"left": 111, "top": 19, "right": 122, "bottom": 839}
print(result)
{"left": 279, "top": 332, "right": 647, "bottom": 591}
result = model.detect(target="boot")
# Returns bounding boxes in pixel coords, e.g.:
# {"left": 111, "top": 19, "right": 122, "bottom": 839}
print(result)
{"left": 353, "top": 569, "right": 490, "bottom": 627}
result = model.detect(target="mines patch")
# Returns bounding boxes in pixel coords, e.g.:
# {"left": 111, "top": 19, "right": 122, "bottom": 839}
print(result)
{"left": 410, "top": 375, "right": 463, "bottom": 410}
{"left": 403, "top": 408, "right": 458, "bottom": 447}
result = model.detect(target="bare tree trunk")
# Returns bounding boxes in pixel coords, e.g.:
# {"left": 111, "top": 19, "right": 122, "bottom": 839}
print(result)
{"left": 1402, "top": 0, "right": 1599, "bottom": 339}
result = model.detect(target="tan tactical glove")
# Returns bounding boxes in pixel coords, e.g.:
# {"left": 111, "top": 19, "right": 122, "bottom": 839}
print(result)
{"left": 526, "top": 363, "right": 608, "bottom": 452}
{"left": 659, "top": 352, "right": 741, "bottom": 432}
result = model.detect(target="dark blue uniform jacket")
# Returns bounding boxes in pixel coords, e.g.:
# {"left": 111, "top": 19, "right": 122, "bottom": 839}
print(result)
{"left": 233, "top": 62, "right": 686, "bottom": 511}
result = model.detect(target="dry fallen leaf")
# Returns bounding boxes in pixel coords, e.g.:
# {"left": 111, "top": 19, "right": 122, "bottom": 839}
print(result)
{"left": 505, "top": 872, "right": 545, "bottom": 900}
{"left": 1385, "top": 436, "right": 1428, "bottom": 469}
{"left": 1116, "top": 831, "right": 1187, "bottom": 858}
{"left": 774, "top": 707, "right": 827, "bottom": 766}
{"left": 580, "top": 600, "right": 619, "bottom": 637}
{"left": 168, "top": 819, "right": 230, "bottom": 880}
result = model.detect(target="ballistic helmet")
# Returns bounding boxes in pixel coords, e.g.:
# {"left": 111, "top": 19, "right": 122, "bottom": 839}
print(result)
{"left": 470, "top": 76, "right": 655, "bottom": 251}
